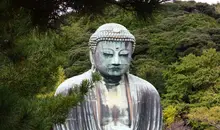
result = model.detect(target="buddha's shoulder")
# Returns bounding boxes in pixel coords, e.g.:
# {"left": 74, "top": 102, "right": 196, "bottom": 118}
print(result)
{"left": 128, "top": 74, "right": 160, "bottom": 96}
{"left": 55, "top": 70, "right": 92, "bottom": 96}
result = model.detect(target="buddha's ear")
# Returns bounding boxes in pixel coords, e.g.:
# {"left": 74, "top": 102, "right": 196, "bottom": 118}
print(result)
{"left": 89, "top": 50, "right": 95, "bottom": 70}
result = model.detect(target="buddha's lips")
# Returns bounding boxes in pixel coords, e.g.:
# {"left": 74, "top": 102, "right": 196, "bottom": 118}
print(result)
{"left": 108, "top": 67, "right": 121, "bottom": 71}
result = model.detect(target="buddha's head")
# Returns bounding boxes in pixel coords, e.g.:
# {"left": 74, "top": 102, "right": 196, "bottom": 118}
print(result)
{"left": 89, "top": 23, "right": 135, "bottom": 79}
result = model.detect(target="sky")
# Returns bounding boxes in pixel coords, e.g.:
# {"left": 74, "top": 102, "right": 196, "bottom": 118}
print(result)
{"left": 180, "top": 0, "right": 220, "bottom": 4}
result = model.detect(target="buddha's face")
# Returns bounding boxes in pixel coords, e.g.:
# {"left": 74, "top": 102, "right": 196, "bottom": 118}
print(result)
{"left": 94, "top": 41, "right": 132, "bottom": 77}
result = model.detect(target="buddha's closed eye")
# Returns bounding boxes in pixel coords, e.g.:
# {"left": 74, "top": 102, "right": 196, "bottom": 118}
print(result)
{"left": 119, "top": 50, "right": 129, "bottom": 56}
{"left": 103, "top": 50, "right": 114, "bottom": 57}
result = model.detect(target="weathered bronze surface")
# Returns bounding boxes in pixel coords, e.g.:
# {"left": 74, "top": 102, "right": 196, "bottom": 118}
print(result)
{"left": 54, "top": 23, "right": 162, "bottom": 130}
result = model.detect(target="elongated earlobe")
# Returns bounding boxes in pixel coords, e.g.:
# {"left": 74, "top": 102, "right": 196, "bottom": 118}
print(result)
{"left": 90, "top": 50, "right": 96, "bottom": 72}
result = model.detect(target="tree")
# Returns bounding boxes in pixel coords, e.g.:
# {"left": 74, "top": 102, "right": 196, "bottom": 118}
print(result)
{"left": 163, "top": 49, "right": 220, "bottom": 129}
{"left": 164, "top": 49, "right": 220, "bottom": 104}
{"left": 188, "top": 106, "right": 220, "bottom": 129}
{"left": 1, "top": 0, "right": 168, "bottom": 28}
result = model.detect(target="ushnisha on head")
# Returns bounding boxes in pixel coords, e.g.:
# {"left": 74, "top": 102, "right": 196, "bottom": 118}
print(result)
{"left": 89, "top": 23, "right": 136, "bottom": 85}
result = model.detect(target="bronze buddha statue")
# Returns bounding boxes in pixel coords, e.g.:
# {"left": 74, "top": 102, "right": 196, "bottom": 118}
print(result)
{"left": 54, "top": 23, "right": 162, "bottom": 130}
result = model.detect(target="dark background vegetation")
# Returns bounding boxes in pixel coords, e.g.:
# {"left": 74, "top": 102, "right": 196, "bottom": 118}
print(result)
{"left": 1, "top": 0, "right": 220, "bottom": 129}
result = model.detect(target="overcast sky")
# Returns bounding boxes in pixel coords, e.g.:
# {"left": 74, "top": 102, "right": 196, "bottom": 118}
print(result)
{"left": 180, "top": 0, "right": 220, "bottom": 4}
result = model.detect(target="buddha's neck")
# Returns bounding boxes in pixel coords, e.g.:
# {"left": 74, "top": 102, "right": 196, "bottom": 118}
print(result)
{"left": 101, "top": 74, "right": 123, "bottom": 89}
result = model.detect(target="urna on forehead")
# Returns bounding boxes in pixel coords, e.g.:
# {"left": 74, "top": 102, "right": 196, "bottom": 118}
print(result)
{"left": 89, "top": 23, "right": 136, "bottom": 52}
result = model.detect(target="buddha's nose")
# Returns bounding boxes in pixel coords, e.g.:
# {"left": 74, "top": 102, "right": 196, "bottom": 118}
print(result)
{"left": 111, "top": 55, "right": 120, "bottom": 66}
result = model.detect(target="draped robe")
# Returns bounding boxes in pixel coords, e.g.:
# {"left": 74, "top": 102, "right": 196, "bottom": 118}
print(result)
{"left": 54, "top": 70, "right": 162, "bottom": 130}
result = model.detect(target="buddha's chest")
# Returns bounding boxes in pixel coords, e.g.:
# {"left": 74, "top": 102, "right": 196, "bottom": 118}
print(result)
{"left": 99, "top": 85, "right": 130, "bottom": 130}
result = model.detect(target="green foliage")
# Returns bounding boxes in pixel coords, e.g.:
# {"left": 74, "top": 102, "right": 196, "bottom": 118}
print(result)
{"left": 92, "top": 71, "right": 102, "bottom": 82}
{"left": 2, "top": 0, "right": 164, "bottom": 29}
{"left": 0, "top": 72, "right": 100, "bottom": 130}
{"left": 131, "top": 8, "right": 220, "bottom": 63}
{"left": 176, "top": 32, "right": 216, "bottom": 57}
{"left": 0, "top": 86, "right": 21, "bottom": 130}
{"left": 132, "top": 58, "right": 165, "bottom": 94}
{"left": 163, "top": 49, "right": 220, "bottom": 128}
{"left": 188, "top": 106, "right": 220, "bottom": 130}
{"left": 1, "top": 30, "right": 68, "bottom": 97}
{"left": 163, "top": 105, "right": 178, "bottom": 127}
{"left": 164, "top": 49, "right": 220, "bottom": 104}
{"left": 178, "top": 1, "right": 219, "bottom": 19}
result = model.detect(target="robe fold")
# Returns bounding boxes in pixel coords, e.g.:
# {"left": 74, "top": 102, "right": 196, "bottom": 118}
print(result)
{"left": 54, "top": 70, "right": 162, "bottom": 130}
